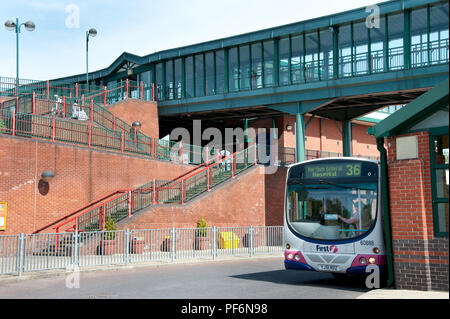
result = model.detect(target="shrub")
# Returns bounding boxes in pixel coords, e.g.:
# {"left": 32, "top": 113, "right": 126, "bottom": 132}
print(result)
{"left": 196, "top": 217, "right": 208, "bottom": 237}
{"left": 103, "top": 217, "right": 117, "bottom": 240}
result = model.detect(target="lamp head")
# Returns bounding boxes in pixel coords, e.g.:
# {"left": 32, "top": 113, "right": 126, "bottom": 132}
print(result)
{"left": 88, "top": 28, "right": 97, "bottom": 37}
{"left": 4, "top": 20, "right": 16, "bottom": 31}
{"left": 132, "top": 121, "right": 142, "bottom": 129}
{"left": 24, "top": 21, "right": 35, "bottom": 31}
{"left": 41, "top": 170, "right": 55, "bottom": 183}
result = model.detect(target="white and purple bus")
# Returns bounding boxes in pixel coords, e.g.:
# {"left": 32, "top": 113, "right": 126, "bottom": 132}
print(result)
{"left": 284, "top": 157, "right": 386, "bottom": 278}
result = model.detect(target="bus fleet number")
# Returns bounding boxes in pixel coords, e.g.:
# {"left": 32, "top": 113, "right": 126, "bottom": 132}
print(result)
{"left": 345, "top": 164, "right": 361, "bottom": 176}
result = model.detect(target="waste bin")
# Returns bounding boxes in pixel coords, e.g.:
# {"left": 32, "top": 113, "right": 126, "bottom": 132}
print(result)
{"left": 130, "top": 237, "right": 145, "bottom": 254}
{"left": 217, "top": 231, "right": 240, "bottom": 249}
{"left": 161, "top": 235, "right": 171, "bottom": 252}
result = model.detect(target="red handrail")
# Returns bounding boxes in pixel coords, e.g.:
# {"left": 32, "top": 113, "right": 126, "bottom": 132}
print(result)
{"left": 32, "top": 190, "right": 124, "bottom": 234}
{"left": 54, "top": 191, "right": 128, "bottom": 233}
{"left": 180, "top": 147, "right": 247, "bottom": 182}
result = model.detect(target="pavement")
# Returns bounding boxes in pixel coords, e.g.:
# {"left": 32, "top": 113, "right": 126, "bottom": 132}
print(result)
{"left": 0, "top": 254, "right": 448, "bottom": 299}
{"left": 357, "top": 288, "right": 448, "bottom": 299}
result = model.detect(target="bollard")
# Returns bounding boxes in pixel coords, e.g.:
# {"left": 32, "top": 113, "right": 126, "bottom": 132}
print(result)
{"left": 212, "top": 226, "right": 217, "bottom": 260}
{"left": 18, "top": 233, "right": 25, "bottom": 276}
{"left": 249, "top": 226, "right": 254, "bottom": 257}
{"left": 125, "top": 229, "right": 130, "bottom": 266}
{"left": 73, "top": 231, "right": 79, "bottom": 267}
{"left": 170, "top": 227, "right": 176, "bottom": 263}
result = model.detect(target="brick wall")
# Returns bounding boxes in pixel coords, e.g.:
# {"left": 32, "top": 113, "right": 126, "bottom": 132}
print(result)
{"left": 264, "top": 166, "right": 287, "bottom": 226}
{"left": 0, "top": 135, "right": 193, "bottom": 235}
{"left": 251, "top": 114, "right": 378, "bottom": 158}
{"left": 386, "top": 131, "right": 449, "bottom": 291}
{"left": 107, "top": 99, "right": 159, "bottom": 138}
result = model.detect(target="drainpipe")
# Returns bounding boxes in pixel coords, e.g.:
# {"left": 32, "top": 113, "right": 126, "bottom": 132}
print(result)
{"left": 377, "top": 137, "right": 394, "bottom": 288}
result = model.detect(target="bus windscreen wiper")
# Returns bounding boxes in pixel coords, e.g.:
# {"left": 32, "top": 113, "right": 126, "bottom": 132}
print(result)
{"left": 318, "top": 180, "right": 374, "bottom": 191}
{"left": 318, "top": 179, "right": 355, "bottom": 189}
{"left": 287, "top": 179, "right": 327, "bottom": 189}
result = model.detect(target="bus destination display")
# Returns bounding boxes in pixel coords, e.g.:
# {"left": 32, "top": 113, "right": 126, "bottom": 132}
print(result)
{"left": 305, "top": 163, "right": 361, "bottom": 178}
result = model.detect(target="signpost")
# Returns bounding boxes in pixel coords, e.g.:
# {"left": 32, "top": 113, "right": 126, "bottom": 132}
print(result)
{"left": 0, "top": 202, "right": 6, "bottom": 231}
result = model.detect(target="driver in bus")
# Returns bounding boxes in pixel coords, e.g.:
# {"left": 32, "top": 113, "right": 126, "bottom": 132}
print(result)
{"left": 338, "top": 199, "right": 372, "bottom": 232}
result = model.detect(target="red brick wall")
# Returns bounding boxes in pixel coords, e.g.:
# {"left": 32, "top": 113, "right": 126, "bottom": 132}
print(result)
{"left": 251, "top": 114, "right": 378, "bottom": 158}
{"left": 0, "top": 135, "right": 194, "bottom": 235}
{"left": 264, "top": 166, "right": 287, "bottom": 226}
{"left": 386, "top": 131, "right": 449, "bottom": 291}
{"left": 351, "top": 123, "right": 378, "bottom": 158}
{"left": 387, "top": 132, "right": 434, "bottom": 241}
{"left": 108, "top": 99, "right": 159, "bottom": 139}
{"left": 119, "top": 165, "right": 266, "bottom": 229}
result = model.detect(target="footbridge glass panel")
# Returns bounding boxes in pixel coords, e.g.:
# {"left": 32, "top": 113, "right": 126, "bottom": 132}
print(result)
{"left": 45, "top": 0, "right": 449, "bottom": 110}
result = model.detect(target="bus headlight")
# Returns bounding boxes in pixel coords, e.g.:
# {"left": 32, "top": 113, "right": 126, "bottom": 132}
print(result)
{"left": 294, "top": 254, "right": 301, "bottom": 261}
{"left": 287, "top": 253, "right": 293, "bottom": 260}
{"left": 359, "top": 257, "right": 367, "bottom": 264}
{"left": 368, "top": 257, "right": 376, "bottom": 264}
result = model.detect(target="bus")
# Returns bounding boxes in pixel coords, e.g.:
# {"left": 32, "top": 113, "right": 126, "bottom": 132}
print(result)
{"left": 283, "top": 157, "right": 386, "bottom": 277}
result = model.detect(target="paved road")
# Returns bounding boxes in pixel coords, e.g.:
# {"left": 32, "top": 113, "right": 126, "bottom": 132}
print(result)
{"left": 0, "top": 256, "right": 371, "bottom": 299}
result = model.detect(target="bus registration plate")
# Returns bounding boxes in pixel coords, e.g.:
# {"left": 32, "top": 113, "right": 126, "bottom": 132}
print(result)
{"left": 318, "top": 264, "right": 340, "bottom": 271}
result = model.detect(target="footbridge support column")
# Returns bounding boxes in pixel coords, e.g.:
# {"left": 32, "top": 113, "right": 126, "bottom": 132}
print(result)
{"left": 295, "top": 113, "right": 305, "bottom": 163}
{"left": 342, "top": 120, "right": 352, "bottom": 157}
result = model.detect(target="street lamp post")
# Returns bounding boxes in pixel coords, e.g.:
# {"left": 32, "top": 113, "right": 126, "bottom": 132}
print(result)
{"left": 4, "top": 18, "right": 35, "bottom": 97}
{"left": 86, "top": 28, "right": 97, "bottom": 93}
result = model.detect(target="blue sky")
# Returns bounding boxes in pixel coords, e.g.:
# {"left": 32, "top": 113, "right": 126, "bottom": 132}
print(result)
{"left": 0, "top": 0, "right": 381, "bottom": 81}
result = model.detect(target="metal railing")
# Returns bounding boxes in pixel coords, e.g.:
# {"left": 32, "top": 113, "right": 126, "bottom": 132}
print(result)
{"left": 0, "top": 226, "right": 283, "bottom": 276}
{"left": 0, "top": 93, "right": 229, "bottom": 166}
{"left": 0, "top": 106, "right": 225, "bottom": 166}
{"left": 0, "top": 77, "right": 153, "bottom": 103}
{"left": 47, "top": 144, "right": 258, "bottom": 234}
{"left": 1, "top": 38, "right": 448, "bottom": 102}
{"left": 275, "top": 147, "right": 379, "bottom": 166}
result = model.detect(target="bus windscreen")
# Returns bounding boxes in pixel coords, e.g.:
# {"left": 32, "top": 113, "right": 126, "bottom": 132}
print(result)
{"left": 286, "top": 160, "right": 378, "bottom": 241}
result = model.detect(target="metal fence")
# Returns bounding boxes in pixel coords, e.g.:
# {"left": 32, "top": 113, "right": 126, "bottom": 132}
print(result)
{"left": 0, "top": 226, "right": 283, "bottom": 276}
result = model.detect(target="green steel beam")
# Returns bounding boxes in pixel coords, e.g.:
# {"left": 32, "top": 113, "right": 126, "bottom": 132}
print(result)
{"left": 261, "top": 41, "right": 265, "bottom": 88}
{"left": 181, "top": 57, "right": 186, "bottom": 99}
{"left": 342, "top": 120, "right": 352, "bottom": 156}
{"left": 351, "top": 22, "right": 354, "bottom": 77}
{"left": 302, "top": 33, "right": 307, "bottom": 83}
{"left": 404, "top": 9, "right": 411, "bottom": 69}
{"left": 377, "top": 137, "right": 395, "bottom": 288}
{"left": 162, "top": 61, "right": 166, "bottom": 100}
{"left": 385, "top": 16, "right": 389, "bottom": 72}
{"left": 224, "top": 49, "right": 229, "bottom": 93}
{"left": 274, "top": 39, "right": 279, "bottom": 87}
{"left": 193, "top": 55, "right": 196, "bottom": 97}
{"left": 317, "top": 29, "right": 322, "bottom": 81}
{"left": 296, "top": 112, "right": 306, "bottom": 162}
{"left": 213, "top": 51, "right": 217, "bottom": 94}
{"left": 289, "top": 35, "right": 293, "bottom": 85}
{"left": 333, "top": 26, "right": 339, "bottom": 79}
{"left": 367, "top": 22, "right": 372, "bottom": 75}
{"left": 203, "top": 53, "right": 206, "bottom": 96}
